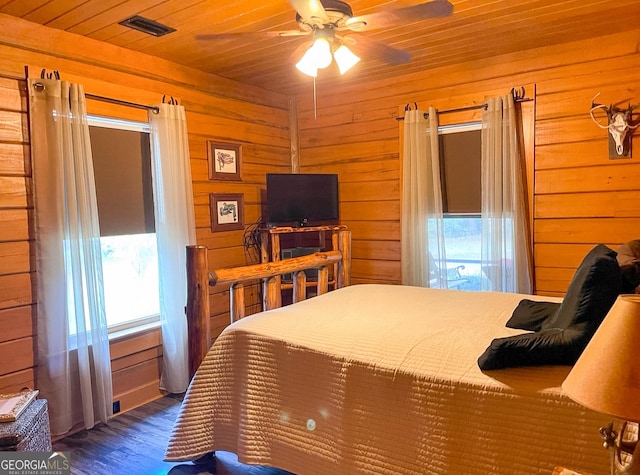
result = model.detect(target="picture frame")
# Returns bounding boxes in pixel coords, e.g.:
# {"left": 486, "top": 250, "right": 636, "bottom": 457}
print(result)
{"left": 209, "top": 193, "right": 244, "bottom": 232}
{"left": 207, "top": 141, "right": 241, "bottom": 181}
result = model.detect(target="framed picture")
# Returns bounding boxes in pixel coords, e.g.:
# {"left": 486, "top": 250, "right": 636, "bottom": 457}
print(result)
{"left": 209, "top": 193, "right": 244, "bottom": 232}
{"left": 207, "top": 141, "right": 241, "bottom": 181}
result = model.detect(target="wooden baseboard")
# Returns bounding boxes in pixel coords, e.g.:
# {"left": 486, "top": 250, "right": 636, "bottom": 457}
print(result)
{"left": 114, "top": 380, "right": 166, "bottom": 415}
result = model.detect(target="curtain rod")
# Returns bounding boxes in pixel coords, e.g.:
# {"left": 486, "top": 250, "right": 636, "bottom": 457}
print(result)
{"left": 31, "top": 81, "right": 160, "bottom": 114}
{"left": 85, "top": 93, "right": 159, "bottom": 114}
{"left": 395, "top": 87, "right": 532, "bottom": 121}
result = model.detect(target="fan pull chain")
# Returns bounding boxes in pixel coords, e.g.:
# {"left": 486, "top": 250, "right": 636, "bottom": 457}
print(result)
{"left": 313, "top": 76, "right": 317, "bottom": 120}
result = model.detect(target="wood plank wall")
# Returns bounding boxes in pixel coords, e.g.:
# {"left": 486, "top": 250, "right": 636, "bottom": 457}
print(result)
{"left": 297, "top": 29, "right": 640, "bottom": 297}
{"left": 0, "top": 14, "right": 290, "bottom": 415}
{"left": 1, "top": 13, "right": 638, "bottom": 423}
{"left": 0, "top": 76, "right": 33, "bottom": 393}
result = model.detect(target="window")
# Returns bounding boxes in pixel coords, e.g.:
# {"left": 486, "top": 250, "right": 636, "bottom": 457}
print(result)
{"left": 438, "top": 123, "right": 484, "bottom": 291}
{"left": 88, "top": 116, "right": 160, "bottom": 333}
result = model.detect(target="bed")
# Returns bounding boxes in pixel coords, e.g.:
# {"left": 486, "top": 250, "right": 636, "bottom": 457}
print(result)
{"left": 165, "top": 231, "right": 612, "bottom": 474}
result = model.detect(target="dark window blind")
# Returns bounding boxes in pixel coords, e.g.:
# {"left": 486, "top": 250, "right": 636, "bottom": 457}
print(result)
{"left": 89, "top": 126, "right": 155, "bottom": 236}
{"left": 438, "top": 129, "right": 481, "bottom": 214}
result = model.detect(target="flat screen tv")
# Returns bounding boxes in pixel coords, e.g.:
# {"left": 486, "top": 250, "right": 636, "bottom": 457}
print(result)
{"left": 266, "top": 173, "right": 339, "bottom": 228}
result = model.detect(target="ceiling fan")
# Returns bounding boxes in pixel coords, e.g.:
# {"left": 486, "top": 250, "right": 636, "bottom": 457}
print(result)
{"left": 196, "top": 0, "right": 454, "bottom": 77}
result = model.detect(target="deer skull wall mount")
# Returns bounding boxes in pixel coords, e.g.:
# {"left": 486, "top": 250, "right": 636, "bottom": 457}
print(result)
{"left": 590, "top": 93, "right": 639, "bottom": 159}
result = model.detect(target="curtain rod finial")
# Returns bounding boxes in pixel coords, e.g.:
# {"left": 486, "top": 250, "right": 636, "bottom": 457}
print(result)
{"left": 511, "top": 86, "right": 526, "bottom": 101}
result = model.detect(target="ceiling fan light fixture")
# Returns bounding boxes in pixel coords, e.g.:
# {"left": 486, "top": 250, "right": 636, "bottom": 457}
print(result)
{"left": 333, "top": 44, "right": 360, "bottom": 75}
{"left": 295, "top": 54, "right": 318, "bottom": 77}
{"left": 308, "top": 37, "right": 333, "bottom": 69}
{"left": 296, "top": 37, "right": 333, "bottom": 77}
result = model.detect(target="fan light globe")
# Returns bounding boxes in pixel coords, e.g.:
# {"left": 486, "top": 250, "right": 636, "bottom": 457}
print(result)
{"left": 308, "top": 38, "right": 333, "bottom": 69}
{"left": 295, "top": 53, "right": 318, "bottom": 77}
{"left": 333, "top": 45, "right": 360, "bottom": 75}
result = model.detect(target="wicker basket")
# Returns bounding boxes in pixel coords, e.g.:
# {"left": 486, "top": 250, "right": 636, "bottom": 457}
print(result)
{"left": 0, "top": 399, "right": 52, "bottom": 451}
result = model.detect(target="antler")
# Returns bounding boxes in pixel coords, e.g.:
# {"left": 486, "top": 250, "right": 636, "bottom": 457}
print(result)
{"left": 627, "top": 101, "right": 640, "bottom": 129}
{"left": 590, "top": 93, "right": 610, "bottom": 129}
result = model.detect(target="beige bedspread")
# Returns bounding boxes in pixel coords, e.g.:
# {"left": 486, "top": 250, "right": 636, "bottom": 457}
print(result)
{"left": 165, "top": 284, "right": 610, "bottom": 474}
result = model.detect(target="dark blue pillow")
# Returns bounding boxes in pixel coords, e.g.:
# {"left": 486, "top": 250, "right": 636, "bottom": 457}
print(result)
{"left": 478, "top": 245, "right": 622, "bottom": 370}
{"left": 541, "top": 244, "right": 621, "bottom": 331}
{"left": 506, "top": 299, "right": 561, "bottom": 332}
{"left": 477, "top": 327, "right": 587, "bottom": 370}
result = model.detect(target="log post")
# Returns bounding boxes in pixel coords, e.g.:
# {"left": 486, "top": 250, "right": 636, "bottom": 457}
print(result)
{"left": 230, "top": 283, "right": 245, "bottom": 323}
{"left": 293, "top": 271, "right": 307, "bottom": 303}
{"left": 338, "top": 230, "right": 352, "bottom": 287}
{"left": 260, "top": 229, "right": 269, "bottom": 263}
{"left": 331, "top": 230, "right": 339, "bottom": 288}
{"left": 264, "top": 276, "right": 281, "bottom": 310}
{"left": 186, "top": 245, "right": 210, "bottom": 380}
{"left": 269, "top": 230, "right": 282, "bottom": 312}
{"left": 317, "top": 266, "right": 329, "bottom": 295}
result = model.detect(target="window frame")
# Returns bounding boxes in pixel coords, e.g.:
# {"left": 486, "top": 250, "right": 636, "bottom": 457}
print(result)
{"left": 438, "top": 121, "right": 481, "bottom": 135}
{"left": 438, "top": 122, "right": 483, "bottom": 290}
{"left": 87, "top": 115, "right": 160, "bottom": 337}
{"left": 438, "top": 121, "right": 482, "bottom": 215}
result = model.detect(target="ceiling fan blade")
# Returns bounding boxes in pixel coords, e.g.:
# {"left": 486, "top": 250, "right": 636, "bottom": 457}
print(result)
{"left": 196, "top": 30, "right": 308, "bottom": 41}
{"left": 346, "top": 34, "right": 411, "bottom": 65}
{"left": 289, "top": 0, "right": 329, "bottom": 25}
{"left": 345, "top": 0, "right": 453, "bottom": 32}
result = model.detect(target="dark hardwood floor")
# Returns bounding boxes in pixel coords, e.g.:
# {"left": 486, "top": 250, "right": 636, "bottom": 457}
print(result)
{"left": 53, "top": 394, "right": 293, "bottom": 475}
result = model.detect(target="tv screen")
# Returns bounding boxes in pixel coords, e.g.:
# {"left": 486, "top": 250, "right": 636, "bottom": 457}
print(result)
{"left": 266, "top": 173, "right": 339, "bottom": 228}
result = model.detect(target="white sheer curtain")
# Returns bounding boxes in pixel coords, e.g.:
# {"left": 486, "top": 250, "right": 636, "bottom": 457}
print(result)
{"left": 29, "top": 78, "right": 113, "bottom": 436}
{"left": 401, "top": 107, "right": 447, "bottom": 287}
{"left": 148, "top": 103, "right": 196, "bottom": 394}
{"left": 480, "top": 94, "right": 532, "bottom": 293}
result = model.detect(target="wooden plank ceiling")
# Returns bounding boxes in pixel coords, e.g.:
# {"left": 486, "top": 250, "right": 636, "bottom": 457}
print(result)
{"left": 1, "top": 0, "right": 639, "bottom": 95}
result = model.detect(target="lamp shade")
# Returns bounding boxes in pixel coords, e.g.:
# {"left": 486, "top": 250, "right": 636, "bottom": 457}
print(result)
{"left": 295, "top": 53, "right": 318, "bottom": 77}
{"left": 562, "top": 294, "right": 640, "bottom": 421}
{"left": 333, "top": 45, "right": 360, "bottom": 75}
{"left": 307, "top": 38, "right": 333, "bottom": 69}
{"left": 296, "top": 38, "right": 334, "bottom": 77}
